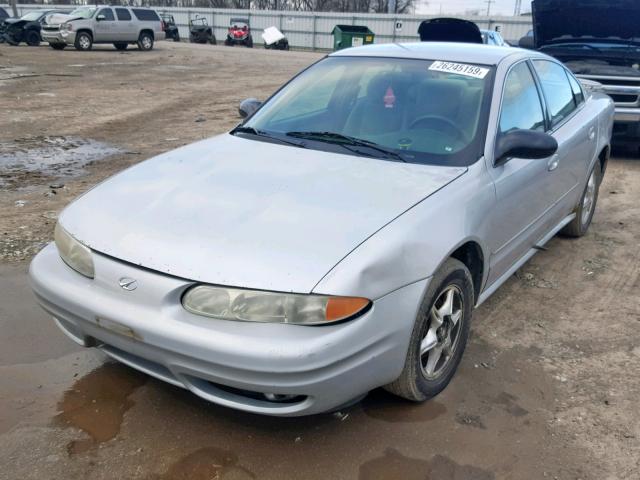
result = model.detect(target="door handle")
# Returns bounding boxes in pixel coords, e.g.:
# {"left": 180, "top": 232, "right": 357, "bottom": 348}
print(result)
{"left": 547, "top": 154, "right": 559, "bottom": 172}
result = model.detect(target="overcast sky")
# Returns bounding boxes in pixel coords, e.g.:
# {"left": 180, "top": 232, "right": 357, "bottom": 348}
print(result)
{"left": 415, "top": 0, "right": 531, "bottom": 16}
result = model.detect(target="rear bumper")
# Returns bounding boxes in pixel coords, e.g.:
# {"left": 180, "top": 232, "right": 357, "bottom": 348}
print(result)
{"left": 29, "top": 243, "right": 426, "bottom": 416}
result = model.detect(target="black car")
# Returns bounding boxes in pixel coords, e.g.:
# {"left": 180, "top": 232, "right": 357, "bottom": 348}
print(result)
{"left": 189, "top": 16, "right": 216, "bottom": 44}
{"left": 418, "top": 18, "right": 483, "bottom": 44}
{"left": 1, "top": 9, "right": 69, "bottom": 46}
{"left": 160, "top": 12, "right": 180, "bottom": 42}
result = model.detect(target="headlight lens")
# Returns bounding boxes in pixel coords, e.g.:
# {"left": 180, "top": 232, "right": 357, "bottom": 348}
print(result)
{"left": 54, "top": 223, "right": 95, "bottom": 279}
{"left": 579, "top": 78, "right": 604, "bottom": 94}
{"left": 182, "top": 285, "right": 370, "bottom": 325}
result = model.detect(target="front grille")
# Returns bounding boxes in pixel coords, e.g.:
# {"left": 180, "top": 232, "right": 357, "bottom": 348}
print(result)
{"left": 582, "top": 76, "right": 640, "bottom": 87}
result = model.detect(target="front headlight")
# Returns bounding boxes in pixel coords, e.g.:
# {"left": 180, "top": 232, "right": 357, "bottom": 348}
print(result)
{"left": 579, "top": 78, "right": 604, "bottom": 94}
{"left": 54, "top": 223, "right": 94, "bottom": 279}
{"left": 182, "top": 285, "right": 370, "bottom": 325}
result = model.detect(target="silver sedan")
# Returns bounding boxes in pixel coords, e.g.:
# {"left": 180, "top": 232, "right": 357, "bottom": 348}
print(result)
{"left": 30, "top": 43, "right": 614, "bottom": 416}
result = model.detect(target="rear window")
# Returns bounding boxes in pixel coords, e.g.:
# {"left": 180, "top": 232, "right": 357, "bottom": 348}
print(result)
{"left": 132, "top": 9, "right": 160, "bottom": 22}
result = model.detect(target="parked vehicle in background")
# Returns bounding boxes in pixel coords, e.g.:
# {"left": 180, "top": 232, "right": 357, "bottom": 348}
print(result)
{"left": 531, "top": 0, "right": 640, "bottom": 146}
{"left": 418, "top": 18, "right": 482, "bottom": 43}
{"left": 262, "top": 26, "right": 288, "bottom": 50}
{"left": 160, "top": 12, "right": 180, "bottom": 42}
{"left": 0, "top": 7, "right": 9, "bottom": 21}
{"left": 225, "top": 18, "right": 252, "bottom": 47}
{"left": 1, "top": 9, "right": 69, "bottom": 46}
{"left": 41, "top": 6, "right": 164, "bottom": 51}
{"left": 518, "top": 29, "right": 534, "bottom": 49}
{"left": 481, "top": 29, "right": 508, "bottom": 46}
{"left": 30, "top": 42, "right": 613, "bottom": 417}
{"left": 188, "top": 16, "right": 215, "bottom": 44}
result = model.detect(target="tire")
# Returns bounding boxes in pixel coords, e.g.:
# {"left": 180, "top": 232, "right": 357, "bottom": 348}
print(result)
{"left": 74, "top": 31, "right": 92, "bottom": 51}
{"left": 173, "top": 33, "right": 180, "bottom": 42}
{"left": 224, "top": 37, "right": 232, "bottom": 46}
{"left": 49, "top": 43, "right": 66, "bottom": 50}
{"left": 561, "top": 164, "right": 601, "bottom": 237}
{"left": 245, "top": 35, "right": 253, "bottom": 48}
{"left": 25, "top": 30, "right": 40, "bottom": 47}
{"left": 384, "top": 258, "right": 473, "bottom": 402}
{"left": 113, "top": 42, "right": 128, "bottom": 51}
{"left": 137, "top": 31, "right": 153, "bottom": 51}
{"left": 208, "top": 34, "right": 216, "bottom": 45}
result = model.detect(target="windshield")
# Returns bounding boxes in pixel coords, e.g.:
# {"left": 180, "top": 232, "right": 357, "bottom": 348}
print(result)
{"left": 69, "top": 7, "right": 96, "bottom": 19}
{"left": 21, "top": 11, "right": 43, "bottom": 21}
{"left": 243, "top": 56, "right": 493, "bottom": 166}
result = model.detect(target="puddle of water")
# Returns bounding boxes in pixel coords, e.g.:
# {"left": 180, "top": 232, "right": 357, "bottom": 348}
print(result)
{"left": 0, "top": 136, "right": 122, "bottom": 186}
{"left": 146, "top": 448, "right": 255, "bottom": 480}
{"left": 54, "top": 362, "right": 147, "bottom": 454}
{"left": 359, "top": 448, "right": 494, "bottom": 480}
{"left": 361, "top": 390, "right": 447, "bottom": 423}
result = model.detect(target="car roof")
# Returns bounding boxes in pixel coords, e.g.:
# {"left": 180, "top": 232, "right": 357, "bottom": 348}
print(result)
{"left": 330, "top": 42, "right": 546, "bottom": 66}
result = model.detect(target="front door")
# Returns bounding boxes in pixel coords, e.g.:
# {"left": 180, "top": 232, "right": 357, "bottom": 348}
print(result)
{"left": 485, "top": 60, "right": 559, "bottom": 287}
{"left": 94, "top": 8, "right": 116, "bottom": 42}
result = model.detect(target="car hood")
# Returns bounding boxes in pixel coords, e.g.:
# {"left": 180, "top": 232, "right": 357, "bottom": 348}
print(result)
{"left": 45, "top": 13, "right": 75, "bottom": 26}
{"left": 418, "top": 18, "right": 483, "bottom": 44}
{"left": 59, "top": 135, "right": 466, "bottom": 293}
{"left": 532, "top": 0, "right": 640, "bottom": 47}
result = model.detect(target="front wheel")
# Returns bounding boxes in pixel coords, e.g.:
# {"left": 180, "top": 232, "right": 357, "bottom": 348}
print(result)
{"left": 208, "top": 34, "right": 216, "bottom": 45}
{"left": 137, "top": 32, "right": 154, "bottom": 51}
{"left": 245, "top": 35, "right": 253, "bottom": 48}
{"left": 25, "top": 30, "right": 41, "bottom": 47}
{"left": 173, "top": 33, "right": 181, "bottom": 42}
{"left": 74, "top": 31, "right": 92, "bottom": 51}
{"left": 385, "top": 258, "right": 473, "bottom": 401}
{"left": 561, "top": 165, "right": 601, "bottom": 237}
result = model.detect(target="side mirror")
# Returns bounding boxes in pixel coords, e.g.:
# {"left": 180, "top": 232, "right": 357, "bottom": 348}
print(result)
{"left": 238, "top": 98, "right": 262, "bottom": 119}
{"left": 495, "top": 129, "right": 558, "bottom": 166}
{"left": 96, "top": 14, "right": 106, "bottom": 21}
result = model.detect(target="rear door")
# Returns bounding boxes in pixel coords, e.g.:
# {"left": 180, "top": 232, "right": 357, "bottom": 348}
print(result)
{"left": 485, "top": 60, "right": 558, "bottom": 286}
{"left": 114, "top": 8, "right": 135, "bottom": 41}
{"left": 94, "top": 7, "right": 115, "bottom": 42}
{"left": 531, "top": 59, "right": 593, "bottom": 219}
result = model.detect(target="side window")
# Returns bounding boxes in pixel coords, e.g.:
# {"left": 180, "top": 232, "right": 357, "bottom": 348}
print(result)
{"left": 566, "top": 71, "right": 585, "bottom": 105}
{"left": 499, "top": 62, "right": 546, "bottom": 133}
{"left": 131, "top": 9, "right": 160, "bottom": 22}
{"left": 98, "top": 8, "right": 115, "bottom": 21}
{"left": 532, "top": 60, "right": 577, "bottom": 126}
{"left": 115, "top": 8, "right": 131, "bottom": 21}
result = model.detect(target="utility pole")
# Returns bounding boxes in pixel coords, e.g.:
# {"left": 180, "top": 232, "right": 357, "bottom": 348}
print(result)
{"left": 514, "top": 0, "right": 522, "bottom": 15}
{"left": 9, "top": 0, "right": 17, "bottom": 17}
{"left": 388, "top": 0, "right": 396, "bottom": 14}
{"left": 485, "top": 0, "right": 494, "bottom": 17}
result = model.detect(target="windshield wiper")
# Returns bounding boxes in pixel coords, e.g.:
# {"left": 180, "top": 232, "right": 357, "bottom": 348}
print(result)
{"left": 231, "top": 126, "right": 307, "bottom": 148}
{"left": 286, "top": 131, "right": 406, "bottom": 162}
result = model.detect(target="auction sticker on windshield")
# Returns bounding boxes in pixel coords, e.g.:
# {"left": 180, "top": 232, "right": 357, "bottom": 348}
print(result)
{"left": 429, "top": 61, "right": 490, "bottom": 79}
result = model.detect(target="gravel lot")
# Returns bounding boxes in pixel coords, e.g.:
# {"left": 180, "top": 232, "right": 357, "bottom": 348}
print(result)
{"left": 1, "top": 41, "right": 639, "bottom": 480}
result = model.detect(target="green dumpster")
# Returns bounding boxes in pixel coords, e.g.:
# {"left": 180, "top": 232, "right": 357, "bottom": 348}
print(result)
{"left": 331, "top": 25, "right": 375, "bottom": 51}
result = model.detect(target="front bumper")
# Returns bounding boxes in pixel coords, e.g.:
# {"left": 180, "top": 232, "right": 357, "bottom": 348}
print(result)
{"left": 41, "top": 28, "right": 71, "bottom": 44}
{"left": 29, "top": 244, "right": 426, "bottom": 416}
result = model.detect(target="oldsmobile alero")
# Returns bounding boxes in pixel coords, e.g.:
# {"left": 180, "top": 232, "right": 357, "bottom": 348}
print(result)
{"left": 30, "top": 43, "right": 614, "bottom": 416}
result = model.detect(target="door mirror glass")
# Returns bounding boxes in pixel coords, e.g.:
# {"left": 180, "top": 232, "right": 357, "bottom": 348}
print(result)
{"left": 495, "top": 129, "right": 558, "bottom": 165}
{"left": 238, "top": 98, "right": 262, "bottom": 119}
{"left": 96, "top": 14, "right": 106, "bottom": 21}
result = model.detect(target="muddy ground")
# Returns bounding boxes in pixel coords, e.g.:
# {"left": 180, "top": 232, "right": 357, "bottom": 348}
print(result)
{"left": 0, "top": 42, "right": 639, "bottom": 480}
